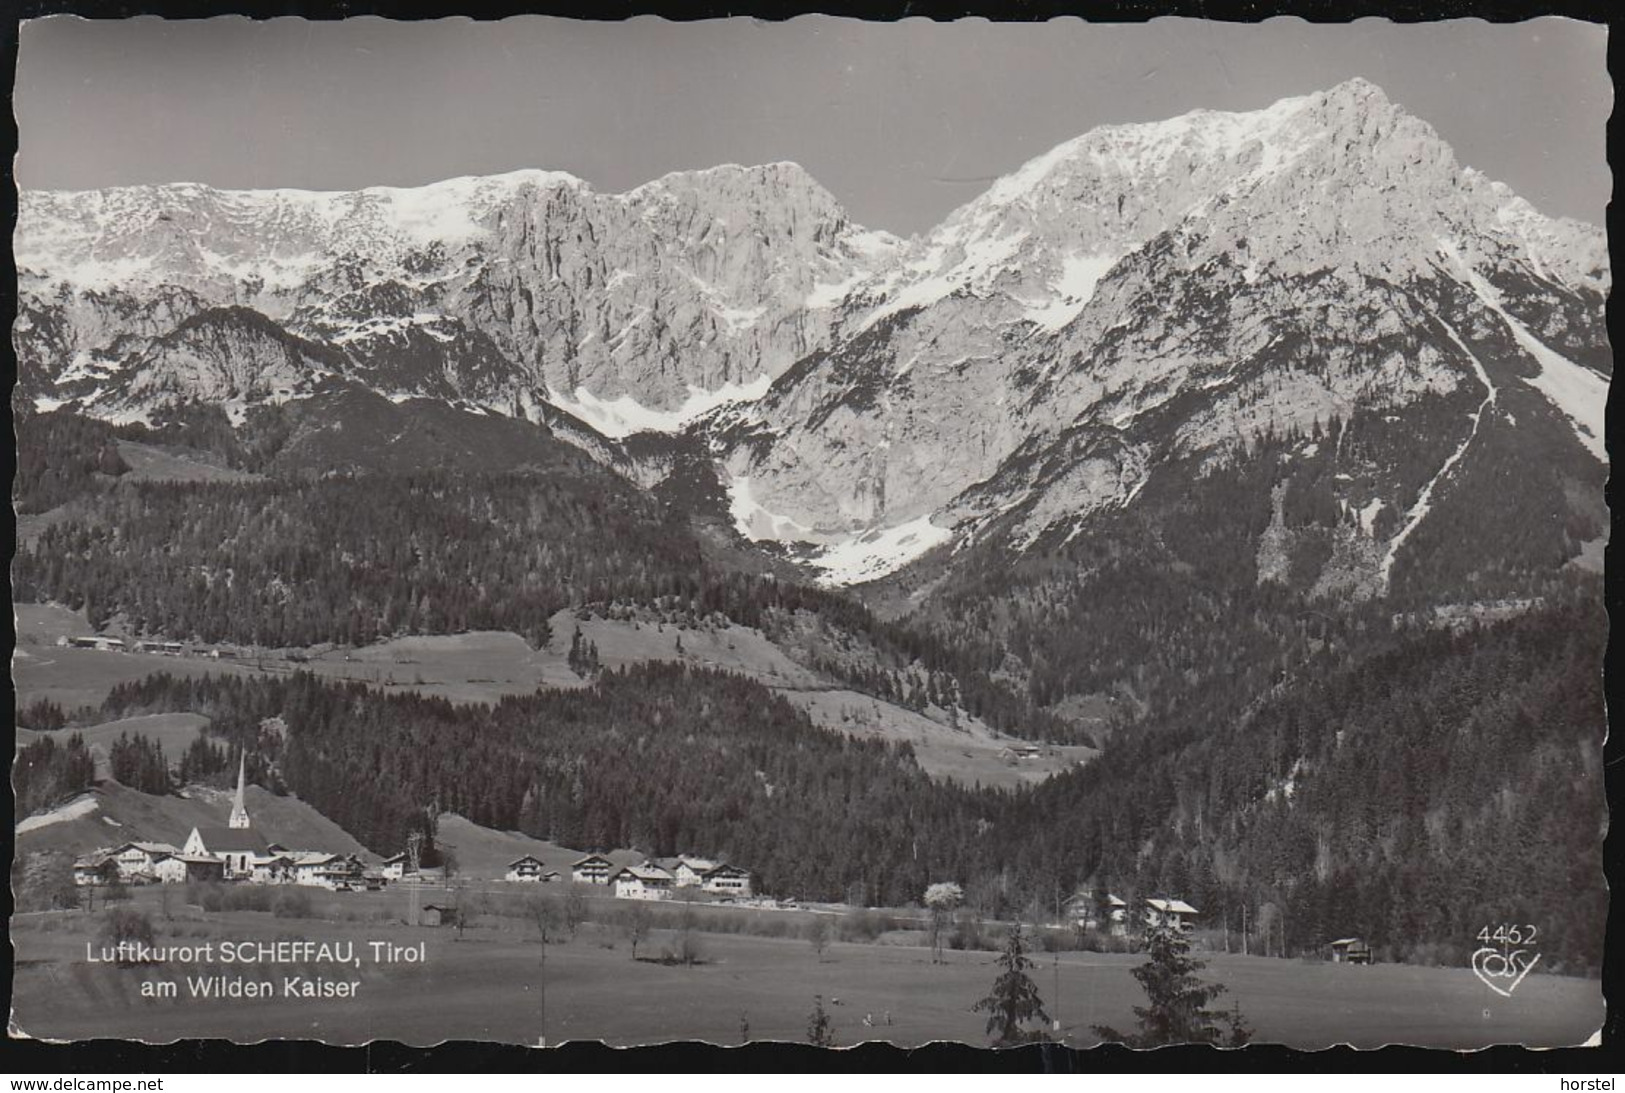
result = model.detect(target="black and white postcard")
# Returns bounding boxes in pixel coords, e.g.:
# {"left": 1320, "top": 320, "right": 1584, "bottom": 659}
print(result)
{"left": 9, "top": 14, "right": 1610, "bottom": 1053}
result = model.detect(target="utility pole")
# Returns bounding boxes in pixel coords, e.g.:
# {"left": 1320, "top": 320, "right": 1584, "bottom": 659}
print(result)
{"left": 538, "top": 926, "right": 548, "bottom": 1049}
{"left": 407, "top": 830, "right": 424, "bottom": 928}
{"left": 1242, "top": 904, "right": 1250, "bottom": 956}
{"left": 1052, "top": 945, "right": 1062, "bottom": 1039}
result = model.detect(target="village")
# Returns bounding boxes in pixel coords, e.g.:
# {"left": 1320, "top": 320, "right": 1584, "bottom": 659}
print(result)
{"left": 65, "top": 754, "right": 1370, "bottom": 955}
{"left": 68, "top": 755, "right": 766, "bottom": 912}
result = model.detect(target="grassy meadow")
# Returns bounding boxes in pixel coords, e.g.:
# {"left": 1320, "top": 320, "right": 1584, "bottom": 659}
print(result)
{"left": 9, "top": 884, "right": 1601, "bottom": 1050}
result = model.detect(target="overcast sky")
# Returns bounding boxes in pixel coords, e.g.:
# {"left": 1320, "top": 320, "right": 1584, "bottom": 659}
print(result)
{"left": 15, "top": 16, "right": 1610, "bottom": 235}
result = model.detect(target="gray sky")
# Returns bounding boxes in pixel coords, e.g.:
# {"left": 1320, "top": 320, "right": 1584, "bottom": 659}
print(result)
{"left": 15, "top": 16, "right": 1611, "bottom": 235}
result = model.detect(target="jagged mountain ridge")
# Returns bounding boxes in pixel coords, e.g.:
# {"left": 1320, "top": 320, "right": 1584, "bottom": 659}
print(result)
{"left": 16, "top": 164, "right": 902, "bottom": 430}
{"left": 15, "top": 78, "right": 1608, "bottom": 595}
{"left": 707, "top": 78, "right": 1608, "bottom": 587}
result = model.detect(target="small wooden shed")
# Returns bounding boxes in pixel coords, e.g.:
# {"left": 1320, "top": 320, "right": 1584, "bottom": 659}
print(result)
{"left": 1330, "top": 937, "right": 1372, "bottom": 964}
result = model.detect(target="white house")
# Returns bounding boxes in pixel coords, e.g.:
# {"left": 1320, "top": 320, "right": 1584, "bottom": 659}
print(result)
{"left": 571, "top": 854, "right": 616, "bottom": 886}
{"left": 700, "top": 863, "right": 753, "bottom": 897}
{"left": 611, "top": 863, "right": 675, "bottom": 901}
{"left": 1144, "top": 897, "right": 1200, "bottom": 933}
{"left": 671, "top": 857, "right": 719, "bottom": 888}
{"left": 380, "top": 853, "right": 413, "bottom": 881}
{"left": 506, "top": 855, "right": 548, "bottom": 883}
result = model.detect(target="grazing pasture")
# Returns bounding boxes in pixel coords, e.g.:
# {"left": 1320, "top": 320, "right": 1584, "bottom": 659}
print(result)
{"left": 14, "top": 602, "right": 1084, "bottom": 788}
{"left": 114, "top": 440, "right": 264, "bottom": 484}
{"left": 9, "top": 889, "right": 1600, "bottom": 1050}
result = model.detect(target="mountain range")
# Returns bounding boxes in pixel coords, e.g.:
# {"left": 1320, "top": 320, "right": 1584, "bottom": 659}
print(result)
{"left": 12, "top": 79, "right": 1610, "bottom": 965}
{"left": 14, "top": 77, "right": 1609, "bottom": 601}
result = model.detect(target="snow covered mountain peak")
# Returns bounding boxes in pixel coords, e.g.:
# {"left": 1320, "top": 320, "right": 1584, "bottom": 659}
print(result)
{"left": 709, "top": 79, "right": 1608, "bottom": 584}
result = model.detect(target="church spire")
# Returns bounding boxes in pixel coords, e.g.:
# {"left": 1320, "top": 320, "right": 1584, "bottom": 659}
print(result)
{"left": 229, "top": 752, "right": 251, "bottom": 829}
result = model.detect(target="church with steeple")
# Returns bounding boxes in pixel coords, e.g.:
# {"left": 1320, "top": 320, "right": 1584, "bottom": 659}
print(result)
{"left": 229, "top": 752, "right": 251, "bottom": 829}
{"left": 182, "top": 751, "right": 269, "bottom": 878}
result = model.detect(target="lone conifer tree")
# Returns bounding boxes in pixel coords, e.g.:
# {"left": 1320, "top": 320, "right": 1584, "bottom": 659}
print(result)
{"left": 807, "top": 995, "right": 837, "bottom": 1048}
{"left": 973, "top": 923, "right": 1052, "bottom": 1047}
{"left": 1093, "top": 925, "right": 1253, "bottom": 1047}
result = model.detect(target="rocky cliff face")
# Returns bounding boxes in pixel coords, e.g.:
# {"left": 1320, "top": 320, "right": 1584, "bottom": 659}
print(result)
{"left": 16, "top": 164, "right": 900, "bottom": 431}
{"left": 706, "top": 79, "right": 1608, "bottom": 585}
{"left": 16, "top": 79, "right": 1607, "bottom": 592}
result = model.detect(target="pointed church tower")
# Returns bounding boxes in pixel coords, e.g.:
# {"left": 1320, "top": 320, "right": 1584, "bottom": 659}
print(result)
{"left": 229, "top": 752, "right": 251, "bottom": 829}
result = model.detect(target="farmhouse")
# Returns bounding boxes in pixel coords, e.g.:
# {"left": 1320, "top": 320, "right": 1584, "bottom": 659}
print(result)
{"left": 155, "top": 853, "right": 227, "bottom": 884}
{"left": 1064, "top": 892, "right": 1130, "bottom": 936}
{"left": 1144, "top": 897, "right": 1200, "bottom": 933}
{"left": 108, "top": 842, "right": 181, "bottom": 883}
{"left": 66, "top": 636, "right": 126, "bottom": 652}
{"left": 380, "top": 853, "right": 413, "bottom": 881}
{"left": 1330, "top": 937, "right": 1373, "bottom": 965}
{"left": 611, "top": 863, "right": 676, "bottom": 901}
{"left": 670, "top": 856, "right": 718, "bottom": 888}
{"left": 700, "top": 863, "right": 753, "bottom": 897}
{"left": 247, "top": 854, "right": 297, "bottom": 885}
{"left": 290, "top": 853, "right": 366, "bottom": 889}
{"left": 571, "top": 854, "right": 616, "bottom": 885}
{"left": 505, "top": 855, "right": 548, "bottom": 882}
{"left": 72, "top": 852, "right": 117, "bottom": 887}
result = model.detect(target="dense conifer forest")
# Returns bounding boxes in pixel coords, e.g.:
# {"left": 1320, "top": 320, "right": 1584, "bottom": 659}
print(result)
{"left": 88, "top": 598, "right": 1605, "bottom": 972}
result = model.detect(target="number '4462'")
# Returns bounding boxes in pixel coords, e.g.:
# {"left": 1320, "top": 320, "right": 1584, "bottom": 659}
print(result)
{"left": 1477, "top": 924, "right": 1537, "bottom": 946}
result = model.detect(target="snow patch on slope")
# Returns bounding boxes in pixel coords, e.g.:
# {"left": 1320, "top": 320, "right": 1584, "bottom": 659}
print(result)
{"left": 548, "top": 373, "right": 774, "bottom": 439}
{"left": 17, "top": 793, "right": 99, "bottom": 833}
{"left": 728, "top": 476, "right": 814, "bottom": 541}
{"left": 805, "top": 515, "right": 954, "bottom": 586}
{"left": 1024, "top": 252, "right": 1120, "bottom": 333}
{"left": 1439, "top": 237, "right": 1607, "bottom": 463}
{"left": 1377, "top": 315, "right": 1499, "bottom": 591}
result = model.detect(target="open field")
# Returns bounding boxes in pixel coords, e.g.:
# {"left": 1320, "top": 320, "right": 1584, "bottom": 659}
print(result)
{"left": 12, "top": 643, "right": 261, "bottom": 714}
{"left": 14, "top": 602, "right": 98, "bottom": 646}
{"left": 35, "top": 712, "right": 213, "bottom": 779}
{"left": 15, "top": 603, "right": 1084, "bottom": 788}
{"left": 115, "top": 440, "right": 264, "bottom": 484}
{"left": 780, "top": 689, "right": 1096, "bottom": 788}
{"left": 10, "top": 889, "right": 1601, "bottom": 1049}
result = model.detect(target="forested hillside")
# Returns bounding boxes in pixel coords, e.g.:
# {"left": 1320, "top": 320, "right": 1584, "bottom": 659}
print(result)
{"left": 14, "top": 471, "right": 699, "bottom": 648}
{"left": 84, "top": 597, "right": 1605, "bottom": 972}
{"left": 904, "top": 416, "right": 1604, "bottom": 730}
{"left": 95, "top": 663, "right": 995, "bottom": 903}
{"left": 14, "top": 409, "right": 130, "bottom": 513}
{"left": 995, "top": 595, "right": 1607, "bottom": 974}
{"left": 11, "top": 410, "right": 1072, "bottom": 740}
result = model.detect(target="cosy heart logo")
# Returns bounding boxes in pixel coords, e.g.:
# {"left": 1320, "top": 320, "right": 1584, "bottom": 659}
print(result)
{"left": 1471, "top": 947, "right": 1541, "bottom": 997}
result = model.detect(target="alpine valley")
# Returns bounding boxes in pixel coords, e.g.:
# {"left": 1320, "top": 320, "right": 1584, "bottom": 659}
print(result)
{"left": 12, "top": 79, "right": 1609, "bottom": 970}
